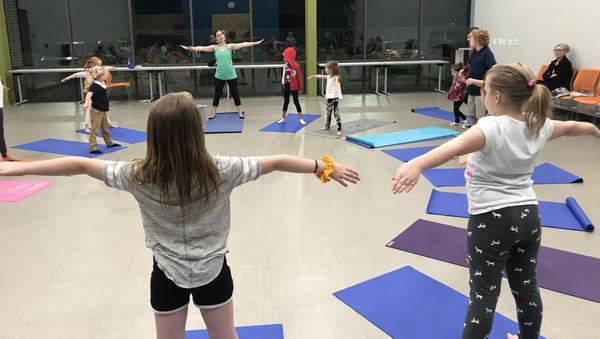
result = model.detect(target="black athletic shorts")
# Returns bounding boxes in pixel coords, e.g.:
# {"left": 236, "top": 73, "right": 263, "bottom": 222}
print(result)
{"left": 150, "top": 256, "right": 234, "bottom": 314}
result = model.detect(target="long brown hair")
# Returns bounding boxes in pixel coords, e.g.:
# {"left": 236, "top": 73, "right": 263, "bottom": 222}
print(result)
{"left": 131, "top": 93, "right": 219, "bottom": 209}
{"left": 485, "top": 63, "right": 552, "bottom": 136}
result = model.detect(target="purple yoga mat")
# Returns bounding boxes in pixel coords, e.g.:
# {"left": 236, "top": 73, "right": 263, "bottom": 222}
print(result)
{"left": 387, "top": 219, "right": 600, "bottom": 303}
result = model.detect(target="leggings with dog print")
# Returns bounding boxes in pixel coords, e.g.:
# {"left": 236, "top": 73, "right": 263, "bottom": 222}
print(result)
{"left": 462, "top": 205, "right": 542, "bottom": 339}
{"left": 325, "top": 98, "right": 341, "bottom": 131}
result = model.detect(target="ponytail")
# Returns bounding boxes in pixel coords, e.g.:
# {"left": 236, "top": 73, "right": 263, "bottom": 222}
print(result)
{"left": 524, "top": 84, "right": 552, "bottom": 136}
{"left": 486, "top": 63, "right": 553, "bottom": 136}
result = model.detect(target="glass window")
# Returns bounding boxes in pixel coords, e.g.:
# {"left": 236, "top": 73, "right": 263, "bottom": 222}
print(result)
{"left": 366, "top": 0, "right": 420, "bottom": 61}
{"left": 16, "top": 0, "right": 72, "bottom": 67}
{"left": 69, "top": 0, "right": 132, "bottom": 66}
{"left": 131, "top": 0, "right": 191, "bottom": 65}
{"left": 317, "top": 0, "right": 364, "bottom": 62}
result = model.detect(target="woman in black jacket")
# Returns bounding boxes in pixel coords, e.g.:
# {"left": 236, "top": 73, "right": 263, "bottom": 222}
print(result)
{"left": 538, "top": 43, "right": 573, "bottom": 91}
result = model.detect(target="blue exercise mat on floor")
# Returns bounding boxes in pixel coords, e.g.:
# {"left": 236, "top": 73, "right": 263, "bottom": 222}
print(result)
{"left": 12, "top": 138, "right": 126, "bottom": 158}
{"left": 345, "top": 127, "right": 459, "bottom": 148}
{"left": 334, "top": 266, "right": 541, "bottom": 339}
{"left": 382, "top": 146, "right": 437, "bottom": 162}
{"left": 185, "top": 324, "right": 283, "bottom": 339}
{"left": 204, "top": 112, "right": 245, "bottom": 133}
{"left": 260, "top": 114, "right": 320, "bottom": 133}
{"left": 426, "top": 190, "right": 594, "bottom": 232}
{"left": 412, "top": 106, "right": 455, "bottom": 122}
{"left": 423, "top": 162, "right": 583, "bottom": 187}
{"left": 76, "top": 127, "right": 147, "bottom": 144}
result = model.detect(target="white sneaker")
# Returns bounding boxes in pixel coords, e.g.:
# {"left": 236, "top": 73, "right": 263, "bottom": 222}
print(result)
{"left": 299, "top": 119, "right": 306, "bottom": 125}
{"left": 450, "top": 122, "right": 458, "bottom": 126}
{"left": 276, "top": 118, "right": 285, "bottom": 124}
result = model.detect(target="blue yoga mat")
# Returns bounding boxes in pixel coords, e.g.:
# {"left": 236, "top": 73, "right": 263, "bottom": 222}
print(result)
{"left": 412, "top": 106, "right": 456, "bottom": 122}
{"left": 423, "top": 163, "right": 583, "bottom": 187}
{"left": 204, "top": 112, "right": 245, "bottom": 134}
{"left": 260, "top": 114, "right": 320, "bottom": 133}
{"left": 345, "top": 127, "right": 459, "bottom": 148}
{"left": 76, "top": 127, "right": 147, "bottom": 144}
{"left": 382, "top": 146, "right": 436, "bottom": 162}
{"left": 426, "top": 190, "right": 594, "bottom": 232}
{"left": 334, "top": 266, "right": 540, "bottom": 339}
{"left": 13, "top": 138, "right": 126, "bottom": 158}
{"left": 185, "top": 324, "right": 283, "bottom": 339}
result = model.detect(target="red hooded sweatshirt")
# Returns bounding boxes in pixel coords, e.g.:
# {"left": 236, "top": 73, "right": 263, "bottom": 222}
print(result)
{"left": 282, "top": 47, "right": 303, "bottom": 91}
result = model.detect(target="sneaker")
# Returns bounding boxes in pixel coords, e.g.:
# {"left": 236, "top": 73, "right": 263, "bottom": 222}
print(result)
{"left": 109, "top": 122, "right": 118, "bottom": 128}
{"left": 89, "top": 149, "right": 103, "bottom": 154}
{"left": 461, "top": 124, "right": 472, "bottom": 130}
{"left": 239, "top": 112, "right": 245, "bottom": 119}
{"left": 107, "top": 143, "right": 121, "bottom": 148}
{"left": 299, "top": 119, "right": 306, "bottom": 125}
{"left": 276, "top": 118, "right": 285, "bottom": 124}
{"left": 450, "top": 122, "right": 459, "bottom": 126}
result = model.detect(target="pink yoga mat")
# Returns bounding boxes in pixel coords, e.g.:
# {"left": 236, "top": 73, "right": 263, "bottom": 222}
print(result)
{"left": 0, "top": 181, "right": 53, "bottom": 202}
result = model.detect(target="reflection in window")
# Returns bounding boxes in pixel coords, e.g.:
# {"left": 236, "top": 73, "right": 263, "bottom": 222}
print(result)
{"left": 132, "top": 0, "right": 191, "bottom": 64}
{"left": 317, "top": 0, "right": 364, "bottom": 61}
{"left": 366, "top": 0, "right": 420, "bottom": 60}
{"left": 16, "top": 0, "right": 72, "bottom": 66}
{"left": 70, "top": 0, "right": 132, "bottom": 66}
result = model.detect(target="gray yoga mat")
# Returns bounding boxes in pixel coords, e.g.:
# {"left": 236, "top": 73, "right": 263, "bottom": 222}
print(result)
{"left": 306, "top": 118, "right": 396, "bottom": 139}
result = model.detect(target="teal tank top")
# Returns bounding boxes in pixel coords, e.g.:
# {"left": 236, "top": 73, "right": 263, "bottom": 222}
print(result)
{"left": 214, "top": 45, "right": 237, "bottom": 80}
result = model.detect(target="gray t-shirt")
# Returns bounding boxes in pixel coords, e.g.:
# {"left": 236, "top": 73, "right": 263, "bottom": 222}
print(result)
{"left": 465, "top": 115, "right": 554, "bottom": 215}
{"left": 103, "top": 156, "right": 261, "bottom": 288}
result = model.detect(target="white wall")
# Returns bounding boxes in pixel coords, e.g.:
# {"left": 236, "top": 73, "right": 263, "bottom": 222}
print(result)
{"left": 472, "top": 0, "right": 600, "bottom": 71}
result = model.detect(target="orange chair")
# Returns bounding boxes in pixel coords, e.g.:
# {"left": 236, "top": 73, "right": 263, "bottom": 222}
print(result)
{"left": 573, "top": 82, "right": 600, "bottom": 123}
{"left": 106, "top": 71, "right": 132, "bottom": 101}
{"left": 555, "top": 68, "right": 600, "bottom": 117}
{"left": 536, "top": 65, "right": 549, "bottom": 81}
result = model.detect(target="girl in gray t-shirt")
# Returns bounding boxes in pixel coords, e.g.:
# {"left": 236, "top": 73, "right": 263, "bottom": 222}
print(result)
{"left": 0, "top": 92, "right": 360, "bottom": 338}
{"left": 391, "top": 63, "right": 600, "bottom": 339}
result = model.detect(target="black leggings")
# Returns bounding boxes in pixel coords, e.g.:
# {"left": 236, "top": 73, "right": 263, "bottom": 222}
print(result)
{"left": 213, "top": 78, "right": 241, "bottom": 107}
{"left": 462, "top": 205, "right": 543, "bottom": 339}
{"left": 453, "top": 100, "right": 467, "bottom": 123}
{"left": 282, "top": 84, "right": 302, "bottom": 113}
{"left": 0, "top": 108, "right": 7, "bottom": 157}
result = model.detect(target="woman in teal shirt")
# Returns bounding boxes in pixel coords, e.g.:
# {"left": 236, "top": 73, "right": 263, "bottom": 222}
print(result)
{"left": 182, "top": 30, "right": 263, "bottom": 119}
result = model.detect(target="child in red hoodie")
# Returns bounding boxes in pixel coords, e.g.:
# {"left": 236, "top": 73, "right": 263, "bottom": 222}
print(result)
{"left": 277, "top": 47, "right": 305, "bottom": 124}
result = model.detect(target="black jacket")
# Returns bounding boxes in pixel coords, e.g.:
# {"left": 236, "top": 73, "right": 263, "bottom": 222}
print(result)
{"left": 543, "top": 56, "right": 573, "bottom": 90}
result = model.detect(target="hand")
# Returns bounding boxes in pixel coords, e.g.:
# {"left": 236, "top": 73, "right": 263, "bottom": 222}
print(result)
{"left": 255, "top": 39, "right": 265, "bottom": 45}
{"left": 308, "top": 75, "right": 315, "bottom": 79}
{"left": 391, "top": 162, "right": 422, "bottom": 194}
{"left": 180, "top": 45, "right": 192, "bottom": 51}
{"left": 465, "top": 78, "right": 476, "bottom": 86}
{"left": 330, "top": 163, "right": 360, "bottom": 187}
{"left": 60, "top": 79, "right": 66, "bottom": 83}
{"left": 0, "top": 162, "right": 25, "bottom": 176}
{"left": 593, "top": 127, "right": 600, "bottom": 138}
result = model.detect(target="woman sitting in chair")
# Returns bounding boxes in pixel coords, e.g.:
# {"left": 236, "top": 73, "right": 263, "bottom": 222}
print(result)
{"left": 538, "top": 43, "right": 573, "bottom": 91}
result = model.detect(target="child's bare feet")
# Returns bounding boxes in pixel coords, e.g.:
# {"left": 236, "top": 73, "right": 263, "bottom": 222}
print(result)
{"left": 507, "top": 333, "right": 518, "bottom": 339}
{"left": 109, "top": 122, "right": 118, "bottom": 128}
{"left": 336, "top": 131, "right": 342, "bottom": 136}
{"left": 322, "top": 126, "right": 330, "bottom": 130}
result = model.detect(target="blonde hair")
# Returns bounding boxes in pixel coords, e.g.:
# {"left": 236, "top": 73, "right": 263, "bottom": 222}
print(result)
{"left": 555, "top": 43, "right": 570, "bottom": 53}
{"left": 471, "top": 29, "right": 490, "bottom": 46}
{"left": 485, "top": 63, "right": 552, "bottom": 136}
{"left": 83, "top": 66, "right": 105, "bottom": 93}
